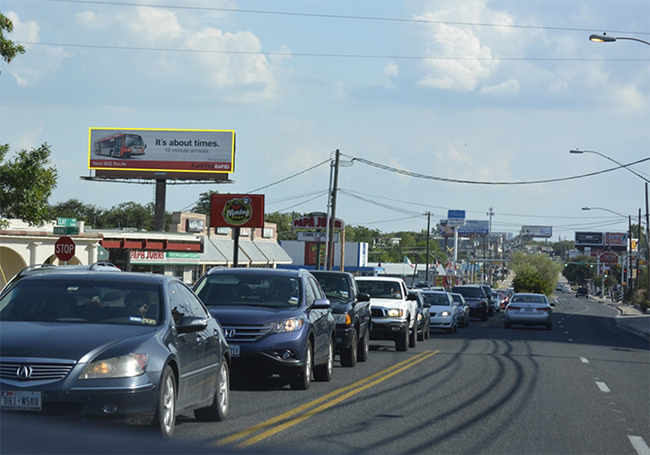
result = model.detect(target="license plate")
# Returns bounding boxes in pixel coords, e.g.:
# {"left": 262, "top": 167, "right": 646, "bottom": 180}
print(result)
{"left": 525, "top": 308, "right": 534, "bottom": 312}
{"left": 229, "top": 344, "right": 240, "bottom": 358}
{"left": 1, "top": 391, "right": 42, "bottom": 411}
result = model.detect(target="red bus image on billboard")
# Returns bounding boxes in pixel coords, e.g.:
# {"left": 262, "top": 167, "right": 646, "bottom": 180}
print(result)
{"left": 93, "top": 133, "right": 147, "bottom": 159}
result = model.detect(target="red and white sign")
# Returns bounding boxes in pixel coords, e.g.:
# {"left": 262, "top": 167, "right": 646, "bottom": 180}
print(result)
{"left": 55, "top": 236, "right": 76, "bottom": 262}
{"left": 599, "top": 251, "right": 619, "bottom": 265}
{"left": 293, "top": 214, "right": 344, "bottom": 230}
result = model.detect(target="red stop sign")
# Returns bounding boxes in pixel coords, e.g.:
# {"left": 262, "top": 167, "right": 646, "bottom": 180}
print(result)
{"left": 55, "top": 236, "right": 76, "bottom": 262}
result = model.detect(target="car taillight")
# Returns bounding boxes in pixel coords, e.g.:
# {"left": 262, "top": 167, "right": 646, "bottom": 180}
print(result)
{"left": 537, "top": 307, "right": 551, "bottom": 312}
{"left": 507, "top": 306, "right": 520, "bottom": 311}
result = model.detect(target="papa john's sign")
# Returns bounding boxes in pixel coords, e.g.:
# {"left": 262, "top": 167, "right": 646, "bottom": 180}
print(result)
{"left": 293, "top": 213, "right": 344, "bottom": 230}
{"left": 209, "top": 194, "right": 265, "bottom": 228}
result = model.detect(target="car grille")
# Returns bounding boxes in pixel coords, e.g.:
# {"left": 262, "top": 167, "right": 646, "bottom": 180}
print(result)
{"left": 0, "top": 359, "right": 76, "bottom": 381}
{"left": 222, "top": 324, "right": 272, "bottom": 342}
{"left": 371, "top": 308, "right": 387, "bottom": 318}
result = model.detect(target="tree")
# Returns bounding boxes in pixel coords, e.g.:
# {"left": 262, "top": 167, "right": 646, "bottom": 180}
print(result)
{"left": 191, "top": 190, "right": 219, "bottom": 216}
{"left": 0, "top": 143, "right": 58, "bottom": 227}
{"left": 0, "top": 12, "right": 25, "bottom": 75}
{"left": 562, "top": 255, "right": 596, "bottom": 285}
{"left": 513, "top": 269, "right": 550, "bottom": 295}
{"left": 50, "top": 199, "right": 104, "bottom": 228}
{"left": 265, "top": 212, "right": 297, "bottom": 241}
{"left": 510, "top": 251, "right": 561, "bottom": 296}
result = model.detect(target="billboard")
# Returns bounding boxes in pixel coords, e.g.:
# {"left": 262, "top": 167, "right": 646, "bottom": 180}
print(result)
{"left": 88, "top": 127, "right": 235, "bottom": 173}
{"left": 575, "top": 231, "right": 604, "bottom": 247}
{"left": 209, "top": 194, "right": 265, "bottom": 228}
{"left": 604, "top": 232, "right": 628, "bottom": 248}
{"left": 440, "top": 219, "right": 489, "bottom": 236}
{"left": 521, "top": 226, "right": 553, "bottom": 238}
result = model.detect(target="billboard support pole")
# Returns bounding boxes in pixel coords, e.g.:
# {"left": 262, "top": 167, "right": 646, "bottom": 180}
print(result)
{"left": 233, "top": 227, "right": 240, "bottom": 268}
{"left": 154, "top": 179, "right": 166, "bottom": 231}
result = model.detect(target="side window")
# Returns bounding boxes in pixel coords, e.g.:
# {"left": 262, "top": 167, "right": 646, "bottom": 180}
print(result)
{"left": 169, "top": 283, "right": 190, "bottom": 325}
{"left": 309, "top": 277, "right": 325, "bottom": 300}
{"left": 304, "top": 278, "right": 317, "bottom": 308}
{"left": 178, "top": 283, "right": 209, "bottom": 318}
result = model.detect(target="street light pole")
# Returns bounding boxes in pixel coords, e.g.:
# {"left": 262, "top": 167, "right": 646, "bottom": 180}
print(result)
{"left": 570, "top": 149, "right": 650, "bottom": 184}
{"left": 589, "top": 33, "right": 650, "bottom": 46}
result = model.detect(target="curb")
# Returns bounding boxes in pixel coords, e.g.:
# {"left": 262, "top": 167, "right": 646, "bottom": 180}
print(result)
{"left": 615, "top": 319, "right": 650, "bottom": 342}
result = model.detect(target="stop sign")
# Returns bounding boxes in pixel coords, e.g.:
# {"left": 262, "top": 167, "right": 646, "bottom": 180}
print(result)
{"left": 55, "top": 236, "right": 76, "bottom": 262}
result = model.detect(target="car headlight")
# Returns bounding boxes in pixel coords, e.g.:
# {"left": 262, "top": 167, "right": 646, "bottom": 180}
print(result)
{"left": 334, "top": 313, "right": 352, "bottom": 325}
{"left": 441, "top": 311, "right": 451, "bottom": 317}
{"left": 417, "top": 313, "right": 423, "bottom": 321}
{"left": 386, "top": 309, "right": 404, "bottom": 318}
{"left": 79, "top": 354, "right": 148, "bottom": 379}
{"left": 272, "top": 317, "right": 304, "bottom": 333}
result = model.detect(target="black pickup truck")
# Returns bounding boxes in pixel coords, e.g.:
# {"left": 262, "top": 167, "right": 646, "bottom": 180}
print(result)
{"left": 311, "top": 271, "right": 371, "bottom": 367}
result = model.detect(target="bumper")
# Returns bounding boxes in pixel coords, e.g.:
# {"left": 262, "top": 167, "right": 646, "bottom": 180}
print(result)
{"left": 228, "top": 330, "right": 309, "bottom": 376}
{"left": 335, "top": 326, "right": 356, "bottom": 350}
{"left": 429, "top": 316, "right": 454, "bottom": 329}
{"left": 468, "top": 306, "right": 486, "bottom": 318}
{"left": 505, "top": 312, "right": 551, "bottom": 326}
{"left": 369, "top": 319, "right": 408, "bottom": 341}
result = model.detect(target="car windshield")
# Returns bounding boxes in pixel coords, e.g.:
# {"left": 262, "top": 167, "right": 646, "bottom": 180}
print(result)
{"left": 314, "top": 276, "right": 350, "bottom": 302}
{"left": 452, "top": 287, "right": 482, "bottom": 298}
{"left": 451, "top": 295, "right": 464, "bottom": 303}
{"left": 0, "top": 279, "right": 160, "bottom": 325}
{"left": 421, "top": 293, "right": 450, "bottom": 306}
{"left": 356, "top": 281, "right": 402, "bottom": 299}
{"left": 511, "top": 295, "right": 548, "bottom": 304}
{"left": 195, "top": 274, "right": 301, "bottom": 308}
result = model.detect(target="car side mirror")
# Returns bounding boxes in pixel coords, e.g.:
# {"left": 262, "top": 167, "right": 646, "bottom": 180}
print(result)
{"left": 406, "top": 294, "right": 418, "bottom": 301}
{"left": 356, "top": 292, "right": 370, "bottom": 302}
{"left": 312, "top": 298, "right": 330, "bottom": 310}
{"left": 176, "top": 316, "right": 209, "bottom": 334}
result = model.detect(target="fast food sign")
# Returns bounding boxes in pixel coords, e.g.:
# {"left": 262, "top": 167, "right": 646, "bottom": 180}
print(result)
{"left": 209, "top": 194, "right": 265, "bottom": 228}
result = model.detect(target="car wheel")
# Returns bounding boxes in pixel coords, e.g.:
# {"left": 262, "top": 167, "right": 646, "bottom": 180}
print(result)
{"left": 290, "top": 341, "right": 312, "bottom": 390}
{"left": 453, "top": 323, "right": 458, "bottom": 333}
{"left": 424, "top": 322, "right": 430, "bottom": 339}
{"left": 341, "top": 328, "right": 357, "bottom": 367}
{"left": 357, "top": 328, "right": 370, "bottom": 362}
{"left": 409, "top": 320, "right": 417, "bottom": 348}
{"left": 465, "top": 318, "right": 469, "bottom": 327}
{"left": 152, "top": 366, "right": 176, "bottom": 439}
{"left": 194, "top": 359, "right": 229, "bottom": 422}
{"left": 314, "top": 338, "right": 333, "bottom": 381}
{"left": 395, "top": 328, "right": 409, "bottom": 352}
{"left": 481, "top": 311, "right": 488, "bottom": 322}
{"left": 417, "top": 324, "right": 424, "bottom": 342}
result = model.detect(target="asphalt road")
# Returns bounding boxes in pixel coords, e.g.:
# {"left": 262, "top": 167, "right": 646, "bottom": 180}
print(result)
{"left": 2, "top": 294, "right": 648, "bottom": 454}
{"left": 175, "top": 293, "right": 650, "bottom": 454}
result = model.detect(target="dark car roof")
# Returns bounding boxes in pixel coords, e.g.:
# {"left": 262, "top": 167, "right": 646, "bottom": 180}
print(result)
{"left": 17, "top": 270, "right": 169, "bottom": 285}
{"left": 310, "top": 270, "right": 354, "bottom": 278}
{"left": 205, "top": 267, "right": 311, "bottom": 278}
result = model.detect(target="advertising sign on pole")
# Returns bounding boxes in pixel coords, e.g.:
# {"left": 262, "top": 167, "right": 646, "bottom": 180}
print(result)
{"left": 575, "top": 231, "right": 604, "bottom": 247}
{"left": 521, "top": 226, "right": 553, "bottom": 238}
{"left": 447, "top": 210, "right": 466, "bottom": 227}
{"left": 88, "top": 127, "right": 235, "bottom": 173}
{"left": 297, "top": 232, "right": 340, "bottom": 243}
{"left": 209, "top": 194, "right": 265, "bottom": 228}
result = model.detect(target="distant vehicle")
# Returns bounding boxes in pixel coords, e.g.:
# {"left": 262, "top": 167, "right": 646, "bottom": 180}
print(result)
{"left": 562, "top": 285, "right": 571, "bottom": 293}
{"left": 355, "top": 277, "right": 419, "bottom": 352}
{"left": 311, "top": 271, "right": 372, "bottom": 367}
{"left": 479, "top": 285, "right": 495, "bottom": 316}
{"left": 576, "top": 287, "right": 589, "bottom": 298}
{"left": 450, "top": 293, "right": 470, "bottom": 328}
{"left": 93, "top": 133, "right": 146, "bottom": 158}
{"left": 556, "top": 284, "right": 563, "bottom": 292}
{"left": 423, "top": 291, "right": 458, "bottom": 333}
{"left": 408, "top": 290, "right": 431, "bottom": 341}
{"left": 504, "top": 293, "right": 554, "bottom": 330}
{"left": 451, "top": 285, "right": 489, "bottom": 321}
{"left": 0, "top": 270, "right": 230, "bottom": 439}
{"left": 193, "top": 268, "right": 335, "bottom": 390}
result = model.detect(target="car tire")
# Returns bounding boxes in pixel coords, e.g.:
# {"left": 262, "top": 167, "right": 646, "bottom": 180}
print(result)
{"left": 395, "top": 328, "right": 409, "bottom": 352}
{"left": 453, "top": 323, "right": 458, "bottom": 333}
{"left": 481, "top": 311, "right": 488, "bottom": 322}
{"left": 357, "top": 328, "right": 370, "bottom": 362}
{"left": 290, "top": 341, "right": 312, "bottom": 390}
{"left": 446, "top": 326, "right": 453, "bottom": 334}
{"left": 424, "top": 322, "right": 430, "bottom": 339}
{"left": 409, "top": 320, "right": 417, "bottom": 348}
{"left": 314, "top": 338, "right": 334, "bottom": 381}
{"left": 152, "top": 366, "right": 176, "bottom": 439}
{"left": 417, "top": 324, "right": 424, "bottom": 342}
{"left": 340, "top": 329, "right": 357, "bottom": 367}
{"left": 194, "top": 359, "right": 229, "bottom": 422}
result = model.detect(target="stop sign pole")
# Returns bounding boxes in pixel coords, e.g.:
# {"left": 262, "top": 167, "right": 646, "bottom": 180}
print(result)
{"left": 55, "top": 236, "right": 76, "bottom": 263}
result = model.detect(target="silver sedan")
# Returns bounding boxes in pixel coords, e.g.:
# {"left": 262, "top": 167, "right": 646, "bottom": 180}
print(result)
{"left": 504, "top": 293, "right": 553, "bottom": 330}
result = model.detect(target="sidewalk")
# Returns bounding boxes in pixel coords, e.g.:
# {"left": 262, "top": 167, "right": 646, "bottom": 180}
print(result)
{"left": 589, "top": 295, "right": 650, "bottom": 342}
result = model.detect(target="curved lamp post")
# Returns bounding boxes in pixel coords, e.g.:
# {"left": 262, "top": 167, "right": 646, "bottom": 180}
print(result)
{"left": 569, "top": 149, "right": 650, "bottom": 184}
{"left": 589, "top": 33, "right": 650, "bottom": 46}
{"left": 581, "top": 206, "right": 628, "bottom": 219}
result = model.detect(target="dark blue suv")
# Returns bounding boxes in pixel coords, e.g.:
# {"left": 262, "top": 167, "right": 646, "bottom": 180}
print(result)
{"left": 194, "top": 268, "right": 335, "bottom": 390}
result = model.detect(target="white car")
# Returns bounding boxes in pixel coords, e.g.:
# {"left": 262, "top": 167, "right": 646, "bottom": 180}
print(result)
{"left": 421, "top": 291, "right": 458, "bottom": 333}
{"left": 355, "top": 277, "right": 419, "bottom": 351}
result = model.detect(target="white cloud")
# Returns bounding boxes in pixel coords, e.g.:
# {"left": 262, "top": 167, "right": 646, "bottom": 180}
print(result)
{"left": 333, "top": 81, "right": 346, "bottom": 99}
{"left": 75, "top": 11, "right": 98, "bottom": 25}
{"left": 481, "top": 78, "right": 520, "bottom": 95}
{"left": 17, "top": 124, "right": 44, "bottom": 150}
{"left": 11, "top": 72, "right": 27, "bottom": 87}
{"left": 384, "top": 62, "right": 399, "bottom": 77}
{"left": 129, "top": 6, "right": 185, "bottom": 43}
{"left": 5, "top": 11, "right": 40, "bottom": 44}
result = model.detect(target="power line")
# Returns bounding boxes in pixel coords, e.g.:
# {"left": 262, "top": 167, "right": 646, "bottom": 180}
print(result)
{"left": 247, "top": 159, "right": 330, "bottom": 193}
{"left": 345, "top": 155, "right": 650, "bottom": 185}
{"left": 39, "top": 0, "right": 650, "bottom": 36}
{"left": 276, "top": 191, "right": 328, "bottom": 212}
{"left": 17, "top": 42, "right": 650, "bottom": 62}
{"left": 338, "top": 189, "right": 425, "bottom": 217}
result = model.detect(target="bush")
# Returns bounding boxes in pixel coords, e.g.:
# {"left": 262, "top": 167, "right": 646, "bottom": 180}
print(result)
{"left": 513, "top": 270, "right": 552, "bottom": 295}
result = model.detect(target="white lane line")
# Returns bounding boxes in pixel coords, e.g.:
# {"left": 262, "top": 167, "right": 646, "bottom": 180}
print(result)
{"left": 628, "top": 436, "right": 650, "bottom": 455}
{"left": 580, "top": 357, "right": 589, "bottom": 363}
{"left": 596, "top": 381, "right": 611, "bottom": 392}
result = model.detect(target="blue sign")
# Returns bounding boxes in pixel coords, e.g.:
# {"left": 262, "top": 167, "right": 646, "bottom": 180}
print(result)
{"left": 448, "top": 210, "right": 466, "bottom": 219}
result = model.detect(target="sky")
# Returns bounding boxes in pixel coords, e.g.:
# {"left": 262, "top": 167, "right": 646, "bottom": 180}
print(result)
{"left": 1, "top": 0, "right": 649, "bottom": 241}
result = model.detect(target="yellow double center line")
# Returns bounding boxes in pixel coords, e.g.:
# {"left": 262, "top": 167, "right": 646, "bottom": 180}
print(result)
{"left": 216, "top": 349, "right": 439, "bottom": 449}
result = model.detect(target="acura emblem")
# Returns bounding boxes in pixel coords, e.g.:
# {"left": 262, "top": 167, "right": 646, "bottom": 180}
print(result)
{"left": 224, "top": 329, "right": 236, "bottom": 338}
{"left": 17, "top": 366, "right": 33, "bottom": 379}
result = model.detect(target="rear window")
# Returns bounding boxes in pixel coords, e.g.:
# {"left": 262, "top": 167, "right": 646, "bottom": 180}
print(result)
{"left": 195, "top": 274, "right": 301, "bottom": 308}
{"left": 452, "top": 287, "right": 483, "bottom": 298}
{"left": 356, "top": 281, "right": 402, "bottom": 299}
{"left": 511, "top": 295, "right": 548, "bottom": 304}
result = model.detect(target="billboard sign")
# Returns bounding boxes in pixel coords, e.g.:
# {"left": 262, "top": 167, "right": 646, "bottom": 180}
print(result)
{"left": 575, "top": 231, "right": 604, "bottom": 247}
{"left": 522, "top": 226, "right": 553, "bottom": 238}
{"left": 440, "top": 219, "right": 488, "bottom": 236}
{"left": 292, "top": 213, "right": 344, "bottom": 230}
{"left": 604, "top": 232, "right": 627, "bottom": 248}
{"left": 447, "top": 210, "right": 466, "bottom": 227}
{"left": 209, "top": 194, "right": 265, "bottom": 228}
{"left": 88, "top": 127, "right": 235, "bottom": 173}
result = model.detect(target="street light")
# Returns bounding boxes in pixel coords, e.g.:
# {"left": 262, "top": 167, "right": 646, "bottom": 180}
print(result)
{"left": 581, "top": 206, "right": 628, "bottom": 219}
{"left": 569, "top": 149, "right": 650, "bottom": 184}
{"left": 589, "top": 33, "right": 650, "bottom": 46}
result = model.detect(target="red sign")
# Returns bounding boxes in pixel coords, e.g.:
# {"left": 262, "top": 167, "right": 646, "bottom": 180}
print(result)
{"left": 55, "top": 236, "right": 76, "bottom": 262}
{"left": 293, "top": 215, "right": 344, "bottom": 230}
{"left": 209, "top": 194, "right": 265, "bottom": 228}
{"left": 599, "top": 251, "right": 619, "bottom": 264}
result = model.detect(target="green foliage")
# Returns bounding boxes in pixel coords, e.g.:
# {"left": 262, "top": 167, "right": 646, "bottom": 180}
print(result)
{"left": 562, "top": 255, "right": 596, "bottom": 285}
{"left": 0, "top": 143, "right": 58, "bottom": 227}
{"left": 0, "top": 12, "right": 25, "bottom": 75}
{"left": 513, "top": 269, "right": 552, "bottom": 295}
{"left": 191, "top": 190, "right": 219, "bottom": 216}
{"left": 265, "top": 211, "right": 297, "bottom": 241}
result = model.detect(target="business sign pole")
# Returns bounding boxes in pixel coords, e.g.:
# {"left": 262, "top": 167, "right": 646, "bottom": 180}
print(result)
{"left": 447, "top": 210, "right": 466, "bottom": 269}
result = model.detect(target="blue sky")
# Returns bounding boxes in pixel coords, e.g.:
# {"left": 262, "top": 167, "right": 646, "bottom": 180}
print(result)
{"left": 1, "top": 0, "right": 649, "bottom": 240}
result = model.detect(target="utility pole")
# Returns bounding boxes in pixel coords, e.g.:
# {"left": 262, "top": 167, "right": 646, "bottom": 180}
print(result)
{"left": 327, "top": 150, "right": 340, "bottom": 270}
{"left": 425, "top": 212, "right": 431, "bottom": 283}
